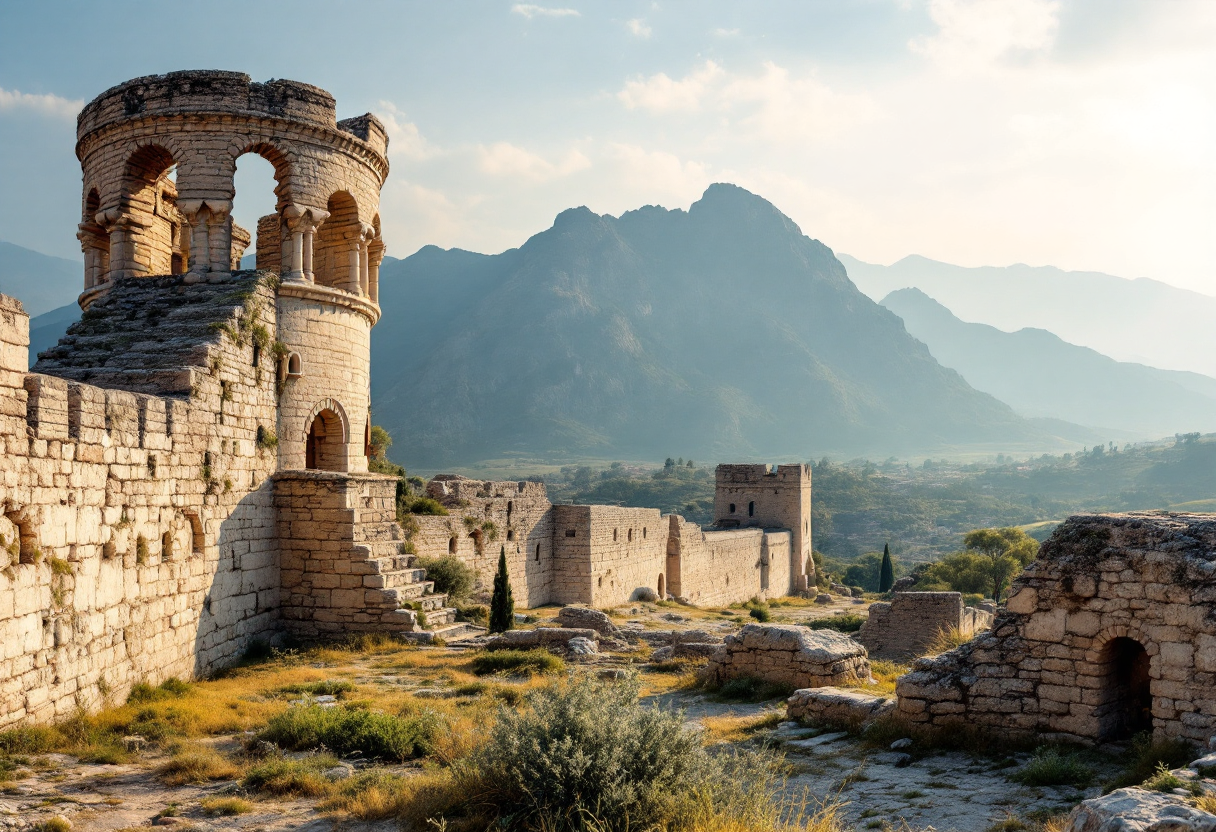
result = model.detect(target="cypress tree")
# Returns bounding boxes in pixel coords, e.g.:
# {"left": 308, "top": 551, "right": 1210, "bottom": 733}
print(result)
{"left": 489, "top": 546, "right": 515, "bottom": 633}
{"left": 879, "top": 543, "right": 896, "bottom": 593}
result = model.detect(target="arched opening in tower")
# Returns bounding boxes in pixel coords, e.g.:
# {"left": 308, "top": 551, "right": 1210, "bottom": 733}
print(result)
{"left": 1097, "top": 636, "right": 1153, "bottom": 741}
{"left": 232, "top": 146, "right": 286, "bottom": 272}
{"left": 305, "top": 408, "right": 346, "bottom": 472}
{"left": 120, "top": 145, "right": 179, "bottom": 277}
{"left": 314, "top": 191, "right": 361, "bottom": 291}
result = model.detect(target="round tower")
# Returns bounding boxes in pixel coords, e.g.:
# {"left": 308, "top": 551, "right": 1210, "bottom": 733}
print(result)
{"left": 75, "top": 70, "right": 390, "bottom": 473}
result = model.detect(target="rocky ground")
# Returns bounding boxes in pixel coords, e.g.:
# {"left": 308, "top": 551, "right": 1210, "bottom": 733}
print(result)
{"left": 0, "top": 595, "right": 1207, "bottom": 832}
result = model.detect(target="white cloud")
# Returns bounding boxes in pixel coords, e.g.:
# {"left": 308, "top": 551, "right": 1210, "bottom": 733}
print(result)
{"left": 626, "top": 18, "right": 652, "bottom": 38}
{"left": 477, "top": 142, "right": 591, "bottom": 181}
{"left": 712, "top": 27, "right": 741, "bottom": 37}
{"left": 607, "top": 143, "right": 709, "bottom": 197}
{"left": 911, "top": 0, "right": 1060, "bottom": 67}
{"left": 512, "top": 4, "right": 579, "bottom": 19}
{"left": 618, "top": 60, "right": 877, "bottom": 143}
{"left": 374, "top": 101, "right": 442, "bottom": 161}
{"left": 0, "top": 87, "right": 82, "bottom": 120}
{"left": 617, "top": 60, "right": 725, "bottom": 112}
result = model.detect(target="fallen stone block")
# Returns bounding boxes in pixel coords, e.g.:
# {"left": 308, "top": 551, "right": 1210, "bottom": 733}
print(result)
{"left": 702, "top": 624, "right": 870, "bottom": 689}
{"left": 556, "top": 606, "right": 621, "bottom": 638}
{"left": 486, "top": 627, "right": 600, "bottom": 650}
{"left": 787, "top": 686, "right": 895, "bottom": 728}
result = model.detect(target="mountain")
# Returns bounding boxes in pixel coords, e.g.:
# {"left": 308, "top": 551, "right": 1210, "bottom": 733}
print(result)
{"left": 28, "top": 303, "right": 82, "bottom": 367}
{"left": 0, "top": 241, "right": 81, "bottom": 317}
{"left": 370, "top": 184, "right": 1072, "bottom": 469}
{"left": 840, "top": 254, "right": 1216, "bottom": 378}
{"left": 881, "top": 287, "right": 1216, "bottom": 440}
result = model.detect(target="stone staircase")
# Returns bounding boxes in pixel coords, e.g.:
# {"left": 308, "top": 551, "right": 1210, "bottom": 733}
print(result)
{"left": 350, "top": 506, "right": 483, "bottom": 642}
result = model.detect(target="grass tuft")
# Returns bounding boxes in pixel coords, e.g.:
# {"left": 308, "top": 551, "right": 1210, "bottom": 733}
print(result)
{"left": 805, "top": 613, "right": 867, "bottom": 633}
{"left": 258, "top": 705, "right": 444, "bottom": 762}
{"left": 157, "top": 744, "right": 241, "bottom": 785}
{"left": 1105, "top": 733, "right": 1196, "bottom": 792}
{"left": 471, "top": 648, "right": 566, "bottom": 677}
{"left": 243, "top": 754, "right": 338, "bottom": 797}
{"left": 1010, "top": 747, "right": 1094, "bottom": 787}
{"left": 200, "top": 796, "right": 254, "bottom": 816}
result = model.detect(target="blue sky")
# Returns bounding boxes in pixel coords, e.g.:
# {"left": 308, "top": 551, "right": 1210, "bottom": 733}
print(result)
{"left": 1, "top": 0, "right": 1213, "bottom": 292}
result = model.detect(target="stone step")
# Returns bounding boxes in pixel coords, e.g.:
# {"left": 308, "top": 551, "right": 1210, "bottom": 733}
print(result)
{"left": 418, "top": 593, "right": 449, "bottom": 611}
{"left": 401, "top": 623, "right": 486, "bottom": 645}
{"left": 421, "top": 607, "right": 457, "bottom": 627}
{"left": 362, "top": 571, "right": 432, "bottom": 590}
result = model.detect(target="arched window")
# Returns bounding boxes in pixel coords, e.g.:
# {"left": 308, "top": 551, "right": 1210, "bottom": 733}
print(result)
{"left": 120, "top": 145, "right": 178, "bottom": 278}
{"left": 162, "top": 530, "right": 175, "bottom": 561}
{"left": 231, "top": 147, "right": 284, "bottom": 272}
{"left": 748, "top": 501, "right": 755, "bottom": 517}
{"left": 449, "top": 536, "right": 457, "bottom": 554}
{"left": 1098, "top": 637, "right": 1153, "bottom": 740}
{"left": 305, "top": 405, "right": 347, "bottom": 471}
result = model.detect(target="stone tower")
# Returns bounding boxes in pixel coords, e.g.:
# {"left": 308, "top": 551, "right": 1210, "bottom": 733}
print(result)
{"left": 713, "top": 463, "right": 812, "bottom": 593}
{"left": 74, "top": 70, "right": 389, "bottom": 474}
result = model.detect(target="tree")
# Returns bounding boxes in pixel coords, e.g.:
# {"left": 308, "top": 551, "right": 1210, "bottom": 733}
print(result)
{"left": 489, "top": 546, "right": 515, "bottom": 633}
{"left": 879, "top": 543, "right": 895, "bottom": 593}
{"left": 961, "top": 527, "right": 1039, "bottom": 601}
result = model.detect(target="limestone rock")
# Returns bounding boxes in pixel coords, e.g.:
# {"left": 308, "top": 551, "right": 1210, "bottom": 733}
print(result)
{"left": 486, "top": 627, "right": 599, "bottom": 650}
{"left": 815, "top": 593, "right": 833, "bottom": 605}
{"left": 566, "top": 636, "right": 597, "bottom": 655}
{"left": 787, "top": 686, "right": 895, "bottom": 727}
{"left": 1066, "top": 788, "right": 1216, "bottom": 832}
{"left": 703, "top": 624, "right": 870, "bottom": 690}
{"left": 555, "top": 606, "right": 621, "bottom": 638}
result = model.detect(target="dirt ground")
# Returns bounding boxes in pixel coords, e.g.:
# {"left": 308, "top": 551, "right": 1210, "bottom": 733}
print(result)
{"left": 0, "top": 596, "right": 1104, "bottom": 832}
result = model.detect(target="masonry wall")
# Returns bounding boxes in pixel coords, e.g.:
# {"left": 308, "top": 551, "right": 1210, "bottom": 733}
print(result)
{"left": 0, "top": 288, "right": 281, "bottom": 728}
{"left": 667, "top": 515, "right": 781, "bottom": 606}
{"left": 857, "top": 592, "right": 968, "bottom": 660}
{"left": 895, "top": 514, "right": 1216, "bottom": 744}
{"left": 412, "top": 477, "right": 555, "bottom": 608}
{"left": 550, "top": 505, "right": 667, "bottom": 607}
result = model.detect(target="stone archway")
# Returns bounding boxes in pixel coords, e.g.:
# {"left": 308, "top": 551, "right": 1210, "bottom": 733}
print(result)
{"left": 1089, "top": 628, "right": 1155, "bottom": 741}
{"left": 304, "top": 398, "right": 349, "bottom": 472}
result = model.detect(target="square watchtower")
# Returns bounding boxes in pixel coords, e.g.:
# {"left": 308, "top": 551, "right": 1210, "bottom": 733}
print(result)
{"left": 713, "top": 463, "right": 812, "bottom": 592}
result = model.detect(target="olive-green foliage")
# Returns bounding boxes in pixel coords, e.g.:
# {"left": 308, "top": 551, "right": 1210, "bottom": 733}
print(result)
{"left": 1105, "top": 733, "right": 1196, "bottom": 792}
{"left": 489, "top": 548, "right": 514, "bottom": 633}
{"left": 915, "top": 527, "right": 1038, "bottom": 601}
{"left": 748, "top": 605, "right": 772, "bottom": 622}
{"left": 471, "top": 648, "right": 565, "bottom": 676}
{"left": 406, "top": 496, "right": 448, "bottom": 515}
{"left": 128, "top": 678, "right": 192, "bottom": 704}
{"left": 244, "top": 754, "right": 338, "bottom": 796}
{"left": 276, "top": 680, "right": 356, "bottom": 698}
{"left": 470, "top": 673, "right": 777, "bottom": 832}
{"left": 879, "top": 543, "right": 895, "bottom": 593}
{"left": 455, "top": 602, "right": 490, "bottom": 626}
{"left": 415, "top": 554, "right": 475, "bottom": 601}
{"left": 805, "top": 613, "right": 867, "bottom": 633}
{"left": 1010, "top": 747, "right": 1094, "bottom": 787}
{"left": 258, "top": 705, "right": 444, "bottom": 762}
{"left": 1141, "top": 762, "right": 1201, "bottom": 795}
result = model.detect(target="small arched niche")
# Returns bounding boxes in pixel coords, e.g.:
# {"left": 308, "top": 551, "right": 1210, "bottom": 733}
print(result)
{"left": 1096, "top": 636, "right": 1153, "bottom": 741}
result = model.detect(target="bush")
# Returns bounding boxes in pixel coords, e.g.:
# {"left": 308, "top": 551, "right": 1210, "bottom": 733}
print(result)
{"left": 127, "top": 678, "right": 191, "bottom": 705}
{"left": 748, "top": 605, "right": 772, "bottom": 622}
{"left": 455, "top": 603, "right": 489, "bottom": 626}
{"left": 277, "top": 680, "right": 356, "bottom": 698}
{"left": 1010, "top": 748, "right": 1094, "bottom": 787}
{"left": 805, "top": 613, "right": 866, "bottom": 633}
{"left": 467, "top": 674, "right": 789, "bottom": 832}
{"left": 1105, "top": 733, "right": 1196, "bottom": 792}
{"left": 158, "top": 745, "right": 241, "bottom": 785}
{"left": 244, "top": 754, "right": 337, "bottom": 797}
{"left": 201, "top": 796, "right": 254, "bottom": 816}
{"left": 407, "top": 497, "right": 448, "bottom": 516}
{"left": 471, "top": 648, "right": 566, "bottom": 677}
{"left": 258, "top": 705, "right": 445, "bottom": 762}
{"left": 415, "top": 554, "right": 475, "bottom": 601}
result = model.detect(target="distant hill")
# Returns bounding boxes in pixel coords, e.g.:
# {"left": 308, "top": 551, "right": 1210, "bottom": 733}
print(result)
{"left": 0, "top": 241, "right": 81, "bottom": 317}
{"left": 881, "top": 288, "right": 1216, "bottom": 440}
{"left": 841, "top": 254, "right": 1216, "bottom": 377}
{"left": 370, "top": 184, "right": 1073, "bottom": 469}
{"left": 28, "top": 303, "right": 82, "bottom": 368}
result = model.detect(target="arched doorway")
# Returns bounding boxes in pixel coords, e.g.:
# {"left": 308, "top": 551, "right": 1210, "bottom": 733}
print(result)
{"left": 1098, "top": 637, "right": 1152, "bottom": 740}
{"left": 305, "top": 406, "right": 347, "bottom": 471}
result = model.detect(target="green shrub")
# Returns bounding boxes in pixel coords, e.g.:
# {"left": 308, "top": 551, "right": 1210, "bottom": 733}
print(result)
{"left": 468, "top": 673, "right": 786, "bottom": 832}
{"left": 201, "top": 796, "right": 254, "bottom": 816}
{"left": 455, "top": 603, "right": 489, "bottom": 626}
{"left": 406, "top": 497, "right": 448, "bottom": 516}
{"left": 489, "top": 548, "right": 514, "bottom": 633}
{"left": 1142, "top": 762, "right": 1202, "bottom": 795}
{"left": 244, "top": 754, "right": 337, "bottom": 796}
{"left": 0, "top": 725, "right": 58, "bottom": 755}
{"left": 748, "top": 605, "right": 772, "bottom": 622}
{"left": 471, "top": 648, "right": 566, "bottom": 677}
{"left": 415, "top": 554, "right": 475, "bottom": 601}
{"left": 127, "top": 678, "right": 191, "bottom": 705}
{"left": 1010, "top": 748, "right": 1094, "bottom": 787}
{"left": 805, "top": 613, "right": 867, "bottom": 633}
{"left": 258, "top": 705, "right": 444, "bottom": 762}
{"left": 277, "top": 680, "right": 356, "bottom": 698}
{"left": 1106, "top": 734, "right": 1196, "bottom": 792}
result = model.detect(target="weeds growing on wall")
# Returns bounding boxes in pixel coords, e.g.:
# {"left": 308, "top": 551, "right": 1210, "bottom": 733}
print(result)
{"left": 804, "top": 613, "right": 867, "bottom": 633}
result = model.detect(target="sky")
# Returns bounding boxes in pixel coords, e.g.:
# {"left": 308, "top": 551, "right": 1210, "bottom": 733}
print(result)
{"left": 0, "top": 0, "right": 1213, "bottom": 293}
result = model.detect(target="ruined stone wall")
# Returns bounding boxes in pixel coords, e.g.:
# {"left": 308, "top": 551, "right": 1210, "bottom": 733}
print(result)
{"left": 895, "top": 514, "right": 1216, "bottom": 744}
{"left": 712, "top": 463, "right": 811, "bottom": 594}
{"left": 549, "top": 505, "right": 667, "bottom": 606}
{"left": 668, "top": 516, "right": 769, "bottom": 605}
{"left": 411, "top": 477, "right": 555, "bottom": 608}
{"left": 0, "top": 287, "right": 281, "bottom": 728}
{"left": 858, "top": 592, "right": 968, "bottom": 660}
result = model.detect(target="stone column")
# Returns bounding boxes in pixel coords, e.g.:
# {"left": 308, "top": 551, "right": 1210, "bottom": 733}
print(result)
{"left": 348, "top": 237, "right": 362, "bottom": 294}
{"left": 205, "top": 201, "right": 233, "bottom": 277}
{"left": 76, "top": 223, "right": 108, "bottom": 290}
{"left": 281, "top": 205, "right": 328, "bottom": 283}
{"left": 179, "top": 201, "right": 210, "bottom": 275}
{"left": 368, "top": 238, "right": 385, "bottom": 304}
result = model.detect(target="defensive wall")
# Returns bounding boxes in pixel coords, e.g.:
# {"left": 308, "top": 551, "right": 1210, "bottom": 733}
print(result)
{"left": 857, "top": 592, "right": 994, "bottom": 660}
{"left": 408, "top": 467, "right": 812, "bottom": 608}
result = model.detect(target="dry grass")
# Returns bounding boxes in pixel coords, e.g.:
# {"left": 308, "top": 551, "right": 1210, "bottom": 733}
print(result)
{"left": 200, "top": 796, "right": 254, "bottom": 816}
{"left": 1194, "top": 794, "right": 1216, "bottom": 814}
{"left": 849, "top": 659, "right": 909, "bottom": 695}
{"left": 700, "top": 711, "right": 783, "bottom": 744}
{"left": 924, "top": 625, "right": 977, "bottom": 657}
{"left": 157, "top": 744, "right": 242, "bottom": 785}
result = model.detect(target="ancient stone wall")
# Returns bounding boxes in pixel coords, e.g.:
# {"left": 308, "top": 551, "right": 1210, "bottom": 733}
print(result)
{"left": 0, "top": 284, "right": 281, "bottom": 729}
{"left": 703, "top": 624, "right": 870, "bottom": 690}
{"left": 551, "top": 504, "right": 667, "bottom": 606}
{"left": 895, "top": 514, "right": 1216, "bottom": 744}
{"left": 857, "top": 592, "right": 993, "bottom": 660}
{"left": 712, "top": 463, "right": 811, "bottom": 594}
{"left": 411, "top": 477, "right": 555, "bottom": 607}
{"left": 667, "top": 516, "right": 776, "bottom": 605}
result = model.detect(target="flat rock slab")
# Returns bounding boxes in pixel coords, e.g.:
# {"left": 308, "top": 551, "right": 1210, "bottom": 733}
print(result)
{"left": 486, "top": 627, "right": 599, "bottom": 650}
{"left": 785, "top": 730, "right": 850, "bottom": 750}
{"left": 1066, "top": 787, "right": 1216, "bottom": 832}
{"left": 787, "top": 686, "right": 895, "bottom": 727}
